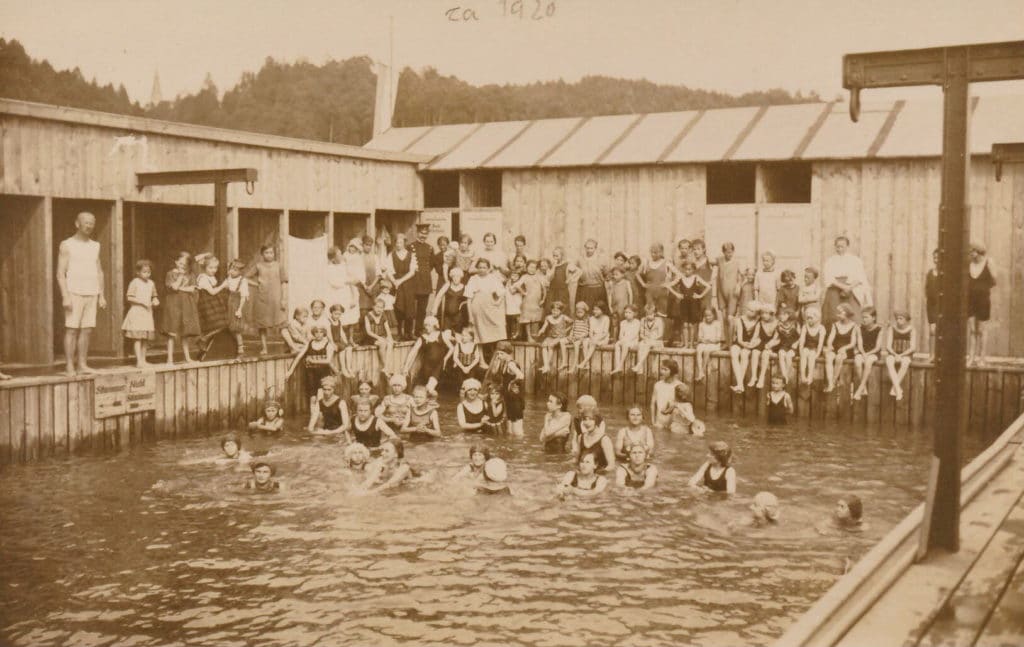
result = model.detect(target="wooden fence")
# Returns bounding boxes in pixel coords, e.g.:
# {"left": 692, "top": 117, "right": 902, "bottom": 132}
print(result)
{"left": 0, "top": 344, "right": 413, "bottom": 464}
{"left": 510, "top": 343, "right": 1024, "bottom": 439}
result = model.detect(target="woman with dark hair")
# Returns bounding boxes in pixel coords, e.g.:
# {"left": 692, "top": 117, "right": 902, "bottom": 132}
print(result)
{"left": 385, "top": 231, "right": 418, "bottom": 340}
{"left": 822, "top": 235, "right": 871, "bottom": 327}
{"left": 361, "top": 438, "right": 412, "bottom": 493}
{"left": 688, "top": 440, "right": 737, "bottom": 494}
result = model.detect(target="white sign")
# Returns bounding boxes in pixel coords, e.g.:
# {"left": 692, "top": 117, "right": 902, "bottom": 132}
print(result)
{"left": 460, "top": 208, "right": 504, "bottom": 252}
{"left": 94, "top": 370, "right": 156, "bottom": 419}
{"left": 419, "top": 209, "right": 453, "bottom": 248}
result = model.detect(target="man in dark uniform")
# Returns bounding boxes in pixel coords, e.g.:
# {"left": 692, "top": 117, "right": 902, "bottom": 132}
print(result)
{"left": 409, "top": 223, "right": 435, "bottom": 336}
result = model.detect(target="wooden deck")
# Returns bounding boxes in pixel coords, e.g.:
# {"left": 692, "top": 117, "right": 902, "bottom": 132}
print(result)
{"left": 775, "top": 414, "right": 1024, "bottom": 647}
{"left": 511, "top": 343, "right": 1024, "bottom": 438}
{"left": 0, "top": 343, "right": 413, "bottom": 464}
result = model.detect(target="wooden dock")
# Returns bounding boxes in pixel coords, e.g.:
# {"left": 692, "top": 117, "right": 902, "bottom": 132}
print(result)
{"left": 775, "top": 413, "right": 1024, "bottom": 647}
{"left": 0, "top": 344, "right": 412, "bottom": 464}
{"left": 511, "top": 343, "right": 1024, "bottom": 439}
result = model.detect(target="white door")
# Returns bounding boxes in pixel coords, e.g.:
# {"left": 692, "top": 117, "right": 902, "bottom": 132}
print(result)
{"left": 757, "top": 204, "right": 811, "bottom": 278}
{"left": 704, "top": 204, "right": 756, "bottom": 270}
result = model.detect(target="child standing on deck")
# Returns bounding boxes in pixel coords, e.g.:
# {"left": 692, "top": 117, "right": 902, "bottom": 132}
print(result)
{"left": 612, "top": 304, "right": 641, "bottom": 374}
{"left": 650, "top": 359, "right": 683, "bottom": 431}
{"left": 636, "top": 243, "right": 673, "bottom": 318}
{"left": 798, "top": 267, "right": 821, "bottom": 322}
{"left": 885, "top": 310, "right": 916, "bottom": 401}
{"left": 505, "top": 270, "right": 523, "bottom": 340}
{"left": 824, "top": 304, "right": 859, "bottom": 393}
{"left": 607, "top": 265, "right": 633, "bottom": 339}
{"left": 754, "top": 252, "right": 780, "bottom": 308}
{"left": 668, "top": 261, "right": 710, "bottom": 349}
{"left": 853, "top": 306, "right": 884, "bottom": 401}
{"left": 579, "top": 301, "right": 610, "bottom": 371}
{"left": 695, "top": 308, "right": 723, "bottom": 383}
{"left": 626, "top": 255, "right": 645, "bottom": 312}
{"left": 364, "top": 297, "right": 395, "bottom": 377}
{"left": 635, "top": 301, "right": 665, "bottom": 374}
{"left": 515, "top": 260, "right": 546, "bottom": 341}
{"left": 123, "top": 259, "right": 159, "bottom": 367}
{"left": 736, "top": 268, "right": 756, "bottom": 318}
{"left": 375, "top": 278, "right": 399, "bottom": 335}
{"left": 716, "top": 242, "right": 741, "bottom": 338}
{"left": 247, "top": 244, "right": 287, "bottom": 356}
{"left": 224, "top": 259, "right": 249, "bottom": 356}
{"left": 161, "top": 251, "right": 201, "bottom": 365}
{"left": 195, "top": 254, "right": 229, "bottom": 345}
{"left": 537, "top": 301, "right": 572, "bottom": 374}
{"left": 798, "top": 305, "right": 826, "bottom": 385}
{"left": 967, "top": 243, "right": 996, "bottom": 367}
{"left": 566, "top": 302, "right": 591, "bottom": 372}
{"left": 777, "top": 269, "right": 799, "bottom": 315}
{"left": 434, "top": 267, "right": 468, "bottom": 333}
{"left": 925, "top": 249, "right": 939, "bottom": 358}
{"left": 730, "top": 301, "right": 761, "bottom": 393}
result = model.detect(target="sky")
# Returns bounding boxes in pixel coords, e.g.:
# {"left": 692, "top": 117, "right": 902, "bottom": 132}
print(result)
{"left": 2, "top": 0, "right": 1023, "bottom": 105}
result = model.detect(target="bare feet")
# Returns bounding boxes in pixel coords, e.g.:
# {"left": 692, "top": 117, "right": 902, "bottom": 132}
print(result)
{"left": 64, "top": 366, "right": 78, "bottom": 377}
{"left": 731, "top": 384, "right": 744, "bottom": 393}
{"left": 78, "top": 365, "right": 97, "bottom": 375}
{"left": 756, "top": 378, "right": 765, "bottom": 389}
{"left": 823, "top": 384, "right": 834, "bottom": 393}
{"left": 610, "top": 368, "right": 622, "bottom": 375}
{"left": 0, "top": 371, "right": 11, "bottom": 380}
{"left": 695, "top": 374, "right": 704, "bottom": 383}
{"left": 539, "top": 367, "right": 549, "bottom": 374}
{"left": 889, "top": 386, "right": 896, "bottom": 397}
{"left": 895, "top": 389, "right": 904, "bottom": 401}
{"left": 632, "top": 365, "right": 644, "bottom": 374}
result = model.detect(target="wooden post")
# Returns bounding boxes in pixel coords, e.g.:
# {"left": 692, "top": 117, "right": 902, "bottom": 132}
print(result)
{"left": 226, "top": 206, "right": 239, "bottom": 261}
{"left": 110, "top": 199, "right": 126, "bottom": 358}
{"left": 326, "top": 211, "right": 335, "bottom": 247}
{"left": 213, "top": 182, "right": 229, "bottom": 267}
{"left": 37, "top": 196, "right": 55, "bottom": 365}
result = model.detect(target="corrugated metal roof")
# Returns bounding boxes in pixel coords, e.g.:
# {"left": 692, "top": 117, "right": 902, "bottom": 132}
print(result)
{"left": 364, "top": 126, "right": 433, "bottom": 153}
{"left": 403, "top": 123, "right": 479, "bottom": 157}
{"left": 598, "top": 110, "right": 699, "bottom": 166}
{"left": 429, "top": 120, "right": 530, "bottom": 170}
{"left": 799, "top": 101, "right": 894, "bottom": 160}
{"left": 733, "top": 102, "right": 832, "bottom": 161}
{"left": 363, "top": 96, "right": 1024, "bottom": 168}
{"left": 541, "top": 114, "right": 641, "bottom": 167}
{"left": 662, "top": 106, "right": 761, "bottom": 163}
{"left": 481, "top": 117, "right": 581, "bottom": 168}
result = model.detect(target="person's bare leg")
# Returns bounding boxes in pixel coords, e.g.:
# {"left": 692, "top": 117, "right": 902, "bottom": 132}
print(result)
{"left": 64, "top": 329, "right": 78, "bottom": 375}
{"left": 182, "top": 339, "right": 193, "bottom": 363}
{"left": 747, "top": 350, "right": 760, "bottom": 388}
{"left": 166, "top": 336, "right": 176, "bottom": 365}
{"left": 730, "top": 346, "right": 744, "bottom": 390}
{"left": 260, "top": 329, "right": 269, "bottom": 355}
{"left": 757, "top": 351, "right": 772, "bottom": 388}
{"left": 77, "top": 329, "right": 95, "bottom": 373}
{"left": 612, "top": 343, "right": 623, "bottom": 374}
{"left": 976, "top": 322, "right": 987, "bottom": 366}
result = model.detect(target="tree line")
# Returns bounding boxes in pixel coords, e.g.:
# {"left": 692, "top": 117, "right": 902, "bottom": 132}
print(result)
{"left": 0, "top": 38, "right": 821, "bottom": 147}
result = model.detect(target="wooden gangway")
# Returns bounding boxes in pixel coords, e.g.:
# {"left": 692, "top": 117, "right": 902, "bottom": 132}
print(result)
{"left": 775, "top": 413, "right": 1024, "bottom": 647}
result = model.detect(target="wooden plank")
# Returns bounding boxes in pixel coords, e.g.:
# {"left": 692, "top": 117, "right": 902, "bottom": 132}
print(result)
{"left": 153, "top": 372, "right": 167, "bottom": 438}
{"left": 246, "top": 361, "right": 259, "bottom": 419}
{"left": 174, "top": 369, "right": 187, "bottom": 438}
{"left": 1001, "top": 373, "right": 1022, "bottom": 433}
{"left": 985, "top": 370, "right": 1005, "bottom": 441}
{"left": 256, "top": 359, "right": 268, "bottom": 420}
{"left": 197, "top": 366, "right": 209, "bottom": 432}
{"left": 22, "top": 386, "right": 39, "bottom": 461}
{"left": 49, "top": 382, "right": 67, "bottom": 457}
{"left": 38, "top": 385, "right": 54, "bottom": 459}
{"left": 219, "top": 364, "right": 232, "bottom": 430}
{"left": 910, "top": 366, "right": 927, "bottom": 428}
{"left": 117, "top": 415, "right": 130, "bottom": 449}
{"left": 8, "top": 389, "right": 25, "bottom": 462}
{"left": 922, "top": 362, "right": 936, "bottom": 429}
{"left": 185, "top": 367, "right": 199, "bottom": 434}
{"left": 206, "top": 364, "right": 220, "bottom": 431}
{"left": 75, "top": 379, "right": 92, "bottom": 450}
{"left": 719, "top": 354, "right": 734, "bottom": 416}
{"left": 974, "top": 544, "right": 1024, "bottom": 647}
{"left": 67, "top": 380, "right": 82, "bottom": 453}
{"left": 969, "top": 369, "right": 988, "bottom": 440}
{"left": 0, "top": 389, "right": 10, "bottom": 464}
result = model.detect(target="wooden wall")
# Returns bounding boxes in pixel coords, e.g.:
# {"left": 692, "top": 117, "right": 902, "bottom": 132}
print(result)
{"left": 498, "top": 160, "right": 1024, "bottom": 358}
{"left": 0, "top": 111, "right": 423, "bottom": 214}
{"left": 501, "top": 165, "right": 706, "bottom": 258}
{"left": 0, "top": 195, "right": 52, "bottom": 364}
{"left": 511, "top": 343, "right": 1024, "bottom": 441}
{"left": 0, "top": 344, "right": 413, "bottom": 464}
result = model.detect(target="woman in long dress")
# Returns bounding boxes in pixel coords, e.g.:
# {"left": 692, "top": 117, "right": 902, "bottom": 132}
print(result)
{"left": 325, "top": 245, "right": 349, "bottom": 315}
{"left": 822, "top": 236, "right": 871, "bottom": 327}
{"left": 465, "top": 258, "right": 508, "bottom": 358}
{"left": 341, "top": 239, "right": 366, "bottom": 332}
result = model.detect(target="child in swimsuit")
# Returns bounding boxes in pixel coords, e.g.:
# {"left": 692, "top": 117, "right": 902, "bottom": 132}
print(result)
{"left": 730, "top": 301, "right": 762, "bottom": 393}
{"left": 539, "top": 392, "right": 572, "bottom": 453}
{"left": 853, "top": 306, "right": 884, "bottom": 401}
{"left": 480, "top": 382, "right": 508, "bottom": 435}
{"left": 766, "top": 375, "right": 793, "bottom": 425}
{"left": 402, "top": 384, "right": 441, "bottom": 440}
{"left": 244, "top": 461, "right": 282, "bottom": 493}
{"left": 688, "top": 441, "right": 736, "bottom": 495}
{"left": 578, "top": 301, "right": 611, "bottom": 371}
{"left": 457, "top": 378, "right": 486, "bottom": 432}
{"left": 347, "top": 400, "right": 397, "bottom": 449}
{"left": 537, "top": 301, "right": 572, "bottom": 374}
{"left": 455, "top": 443, "right": 490, "bottom": 480}
{"left": 798, "top": 305, "right": 826, "bottom": 385}
{"left": 248, "top": 400, "right": 284, "bottom": 433}
{"left": 376, "top": 373, "right": 414, "bottom": 432}
{"left": 615, "top": 406, "right": 654, "bottom": 459}
{"left": 753, "top": 304, "right": 778, "bottom": 389}
{"left": 611, "top": 304, "right": 641, "bottom": 374}
{"left": 769, "top": 307, "right": 800, "bottom": 385}
{"left": 824, "top": 303, "right": 859, "bottom": 393}
{"left": 650, "top": 359, "right": 683, "bottom": 431}
{"left": 885, "top": 310, "right": 916, "bottom": 401}
{"left": 566, "top": 302, "right": 591, "bottom": 372}
{"left": 635, "top": 301, "right": 665, "bottom": 374}
{"left": 556, "top": 452, "right": 608, "bottom": 498}
{"left": 615, "top": 442, "right": 658, "bottom": 490}
{"left": 695, "top": 308, "right": 723, "bottom": 383}
{"left": 345, "top": 442, "right": 371, "bottom": 474}
{"left": 308, "top": 375, "right": 350, "bottom": 435}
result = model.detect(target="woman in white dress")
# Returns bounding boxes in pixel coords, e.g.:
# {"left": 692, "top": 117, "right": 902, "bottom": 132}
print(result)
{"left": 464, "top": 257, "right": 508, "bottom": 357}
{"left": 341, "top": 239, "right": 366, "bottom": 330}
{"left": 822, "top": 236, "right": 871, "bottom": 327}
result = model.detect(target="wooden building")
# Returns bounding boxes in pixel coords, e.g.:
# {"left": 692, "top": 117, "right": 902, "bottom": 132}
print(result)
{"left": 366, "top": 96, "right": 1024, "bottom": 358}
{"left": 0, "top": 98, "right": 427, "bottom": 367}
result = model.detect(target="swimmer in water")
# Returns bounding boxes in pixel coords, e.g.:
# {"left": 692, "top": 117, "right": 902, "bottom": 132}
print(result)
{"left": 687, "top": 440, "right": 737, "bottom": 495}
{"left": 402, "top": 385, "right": 442, "bottom": 440}
{"left": 476, "top": 458, "right": 511, "bottom": 496}
{"left": 556, "top": 453, "right": 608, "bottom": 498}
{"left": 360, "top": 438, "right": 412, "bottom": 494}
{"left": 539, "top": 392, "right": 572, "bottom": 453}
{"left": 750, "top": 491, "right": 780, "bottom": 526}
{"left": 822, "top": 494, "right": 865, "bottom": 533}
{"left": 615, "top": 405, "right": 655, "bottom": 459}
{"left": 244, "top": 461, "right": 282, "bottom": 492}
{"left": 454, "top": 443, "right": 490, "bottom": 480}
{"left": 219, "top": 434, "right": 251, "bottom": 464}
{"left": 248, "top": 400, "right": 284, "bottom": 433}
{"left": 309, "top": 376, "right": 350, "bottom": 435}
{"left": 615, "top": 442, "right": 658, "bottom": 490}
{"left": 347, "top": 400, "right": 398, "bottom": 449}
{"left": 344, "top": 442, "right": 371, "bottom": 473}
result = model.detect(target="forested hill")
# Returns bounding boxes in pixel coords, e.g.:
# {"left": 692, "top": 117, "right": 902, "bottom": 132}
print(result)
{"left": 0, "top": 38, "right": 821, "bottom": 146}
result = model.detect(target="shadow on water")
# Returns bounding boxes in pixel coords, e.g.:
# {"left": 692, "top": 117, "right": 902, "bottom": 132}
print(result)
{"left": 0, "top": 396, "right": 985, "bottom": 647}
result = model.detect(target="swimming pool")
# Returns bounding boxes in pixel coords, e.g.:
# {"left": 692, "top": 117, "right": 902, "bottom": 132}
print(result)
{"left": 0, "top": 399, "right": 983, "bottom": 647}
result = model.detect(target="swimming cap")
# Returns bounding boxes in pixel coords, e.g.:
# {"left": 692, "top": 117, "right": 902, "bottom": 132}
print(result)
{"left": 576, "top": 394, "right": 597, "bottom": 408}
{"left": 462, "top": 378, "right": 482, "bottom": 391}
{"left": 482, "top": 458, "right": 508, "bottom": 484}
{"left": 389, "top": 374, "right": 408, "bottom": 388}
{"left": 754, "top": 491, "right": 780, "bottom": 521}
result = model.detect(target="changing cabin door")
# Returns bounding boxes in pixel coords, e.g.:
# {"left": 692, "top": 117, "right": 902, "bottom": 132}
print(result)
{"left": 704, "top": 204, "right": 756, "bottom": 271}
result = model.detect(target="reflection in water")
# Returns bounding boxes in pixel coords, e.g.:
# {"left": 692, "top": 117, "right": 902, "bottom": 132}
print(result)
{"left": 0, "top": 399, "right": 978, "bottom": 646}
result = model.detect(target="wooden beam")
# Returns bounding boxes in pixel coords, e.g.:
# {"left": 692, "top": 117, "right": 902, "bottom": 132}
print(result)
{"left": 109, "top": 199, "right": 125, "bottom": 358}
{"left": 992, "top": 142, "right": 1024, "bottom": 181}
{"left": 226, "top": 206, "right": 239, "bottom": 260}
{"left": 844, "top": 40, "right": 1024, "bottom": 90}
{"left": 37, "top": 197, "right": 55, "bottom": 365}
{"left": 213, "top": 182, "right": 229, "bottom": 266}
{"left": 136, "top": 168, "right": 257, "bottom": 190}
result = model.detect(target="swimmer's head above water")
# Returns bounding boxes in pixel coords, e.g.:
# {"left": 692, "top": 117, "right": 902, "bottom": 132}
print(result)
{"left": 835, "top": 495, "right": 863, "bottom": 527}
{"left": 751, "top": 491, "right": 780, "bottom": 525}
{"left": 221, "top": 435, "right": 241, "bottom": 458}
{"left": 344, "top": 443, "right": 371, "bottom": 470}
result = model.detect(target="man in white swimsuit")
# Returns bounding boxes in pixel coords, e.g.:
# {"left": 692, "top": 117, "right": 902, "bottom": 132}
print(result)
{"left": 56, "top": 212, "right": 106, "bottom": 375}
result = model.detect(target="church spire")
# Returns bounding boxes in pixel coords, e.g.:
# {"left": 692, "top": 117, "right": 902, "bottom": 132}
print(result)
{"left": 149, "top": 70, "right": 162, "bottom": 106}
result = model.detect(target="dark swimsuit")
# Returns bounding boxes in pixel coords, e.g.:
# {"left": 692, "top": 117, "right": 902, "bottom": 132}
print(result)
{"left": 570, "top": 473, "right": 600, "bottom": 490}
{"left": 891, "top": 328, "right": 912, "bottom": 355}
{"left": 619, "top": 464, "right": 650, "bottom": 489}
{"left": 803, "top": 326, "right": 822, "bottom": 350}
{"left": 767, "top": 392, "right": 788, "bottom": 425}
{"left": 757, "top": 322, "right": 777, "bottom": 351}
{"left": 703, "top": 464, "right": 730, "bottom": 492}
{"left": 861, "top": 325, "right": 881, "bottom": 354}
{"left": 968, "top": 261, "right": 995, "bottom": 322}
{"left": 830, "top": 323, "right": 854, "bottom": 352}
{"left": 482, "top": 399, "right": 506, "bottom": 435}
{"left": 576, "top": 433, "right": 611, "bottom": 472}
{"left": 353, "top": 416, "right": 383, "bottom": 448}
{"left": 417, "top": 333, "right": 448, "bottom": 382}
{"left": 460, "top": 401, "right": 485, "bottom": 430}
{"left": 776, "top": 322, "right": 800, "bottom": 350}
{"left": 736, "top": 318, "right": 760, "bottom": 348}
{"left": 318, "top": 396, "right": 344, "bottom": 430}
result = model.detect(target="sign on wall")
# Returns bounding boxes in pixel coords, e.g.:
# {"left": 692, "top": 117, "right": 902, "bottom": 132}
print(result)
{"left": 94, "top": 370, "right": 156, "bottom": 419}
{"left": 418, "top": 209, "right": 453, "bottom": 248}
